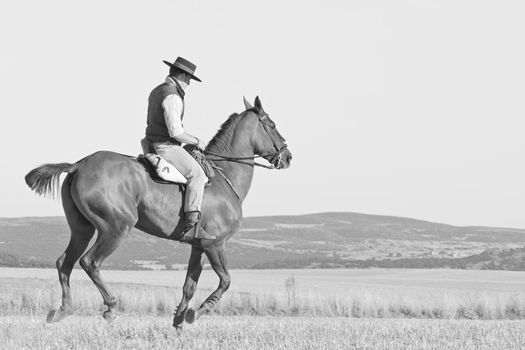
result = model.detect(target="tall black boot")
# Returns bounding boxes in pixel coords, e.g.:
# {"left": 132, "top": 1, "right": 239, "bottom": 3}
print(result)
{"left": 179, "top": 211, "right": 216, "bottom": 242}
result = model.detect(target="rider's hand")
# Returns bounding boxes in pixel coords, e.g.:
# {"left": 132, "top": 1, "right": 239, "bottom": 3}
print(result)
{"left": 196, "top": 138, "right": 207, "bottom": 151}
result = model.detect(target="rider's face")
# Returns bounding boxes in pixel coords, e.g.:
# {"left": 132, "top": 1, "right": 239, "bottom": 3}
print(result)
{"left": 180, "top": 73, "right": 191, "bottom": 88}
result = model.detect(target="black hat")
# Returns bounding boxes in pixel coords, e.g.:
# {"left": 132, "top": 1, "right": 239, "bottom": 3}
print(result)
{"left": 163, "top": 57, "right": 202, "bottom": 82}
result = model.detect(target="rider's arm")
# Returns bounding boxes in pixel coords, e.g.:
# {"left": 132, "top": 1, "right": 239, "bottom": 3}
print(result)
{"left": 162, "top": 94, "right": 205, "bottom": 149}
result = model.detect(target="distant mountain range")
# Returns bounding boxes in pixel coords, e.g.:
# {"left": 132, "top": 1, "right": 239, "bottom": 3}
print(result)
{"left": 1, "top": 212, "right": 525, "bottom": 270}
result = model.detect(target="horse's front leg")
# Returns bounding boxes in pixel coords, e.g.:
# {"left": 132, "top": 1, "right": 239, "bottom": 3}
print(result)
{"left": 185, "top": 244, "right": 230, "bottom": 324}
{"left": 173, "top": 245, "right": 204, "bottom": 328}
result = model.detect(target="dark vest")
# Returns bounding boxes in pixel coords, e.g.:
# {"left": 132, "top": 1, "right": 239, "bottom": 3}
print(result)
{"left": 145, "top": 80, "right": 185, "bottom": 144}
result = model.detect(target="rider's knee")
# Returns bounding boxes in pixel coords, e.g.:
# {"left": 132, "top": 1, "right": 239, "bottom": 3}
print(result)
{"left": 188, "top": 166, "right": 207, "bottom": 185}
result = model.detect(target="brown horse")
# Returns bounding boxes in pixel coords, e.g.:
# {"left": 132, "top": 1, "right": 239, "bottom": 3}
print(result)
{"left": 25, "top": 96, "right": 291, "bottom": 328}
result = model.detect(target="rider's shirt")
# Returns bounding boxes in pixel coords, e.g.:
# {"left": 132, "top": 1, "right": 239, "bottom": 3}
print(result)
{"left": 145, "top": 76, "right": 186, "bottom": 144}
{"left": 163, "top": 77, "right": 186, "bottom": 137}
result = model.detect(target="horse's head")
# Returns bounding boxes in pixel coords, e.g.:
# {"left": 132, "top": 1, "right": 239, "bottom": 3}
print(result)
{"left": 243, "top": 96, "right": 292, "bottom": 169}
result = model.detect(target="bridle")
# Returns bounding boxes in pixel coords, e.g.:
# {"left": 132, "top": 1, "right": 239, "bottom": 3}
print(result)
{"left": 204, "top": 112, "right": 289, "bottom": 170}
{"left": 257, "top": 113, "right": 289, "bottom": 169}
{"left": 203, "top": 111, "right": 288, "bottom": 200}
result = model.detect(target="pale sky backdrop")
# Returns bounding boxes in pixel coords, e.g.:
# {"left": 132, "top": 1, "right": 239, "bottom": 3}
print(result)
{"left": 0, "top": 1, "right": 523, "bottom": 228}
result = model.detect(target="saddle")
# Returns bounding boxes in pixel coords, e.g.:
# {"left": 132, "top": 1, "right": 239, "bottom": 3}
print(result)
{"left": 139, "top": 138, "right": 215, "bottom": 184}
{"left": 137, "top": 155, "right": 178, "bottom": 185}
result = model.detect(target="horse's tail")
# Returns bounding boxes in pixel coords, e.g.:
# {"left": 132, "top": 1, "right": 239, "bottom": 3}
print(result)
{"left": 25, "top": 162, "right": 81, "bottom": 199}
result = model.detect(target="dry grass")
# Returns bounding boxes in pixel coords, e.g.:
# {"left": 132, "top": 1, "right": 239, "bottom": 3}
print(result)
{"left": 1, "top": 316, "right": 524, "bottom": 350}
{"left": 2, "top": 270, "right": 525, "bottom": 349}
{"left": 1, "top": 277, "right": 525, "bottom": 320}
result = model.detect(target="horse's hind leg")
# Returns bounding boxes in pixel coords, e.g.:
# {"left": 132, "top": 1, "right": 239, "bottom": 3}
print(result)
{"left": 47, "top": 177, "right": 95, "bottom": 323}
{"left": 79, "top": 222, "right": 131, "bottom": 323}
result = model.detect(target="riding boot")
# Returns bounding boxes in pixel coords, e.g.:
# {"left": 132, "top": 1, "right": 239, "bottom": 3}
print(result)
{"left": 179, "top": 211, "right": 216, "bottom": 242}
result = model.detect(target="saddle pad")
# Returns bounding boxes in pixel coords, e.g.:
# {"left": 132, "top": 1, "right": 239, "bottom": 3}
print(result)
{"left": 142, "top": 154, "right": 187, "bottom": 184}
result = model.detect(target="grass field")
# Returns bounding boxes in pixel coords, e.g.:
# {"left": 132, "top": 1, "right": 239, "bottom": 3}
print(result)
{"left": 1, "top": 267, "right": 525, "bottom": 319}
{"left": 1, "top": 268, "right": 525, "bottom": 349}
{"left": 2, "top": 316, "right": 524, "bottom": 350}
{"left": 3, "top": 267, "right": 525, "bottom": 294}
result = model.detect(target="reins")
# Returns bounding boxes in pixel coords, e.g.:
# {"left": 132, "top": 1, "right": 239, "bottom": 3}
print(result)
{"left": 211, "top": 165, "right": 241, "bottom": 200}
{"left": 203, "top": 150, "right": 277, "bottom": 169}
{"left": 203, "top": 151, "right": 277, "bottom": 201}
{"left": 204, "top": 145, "right": 287, "bottom": 201}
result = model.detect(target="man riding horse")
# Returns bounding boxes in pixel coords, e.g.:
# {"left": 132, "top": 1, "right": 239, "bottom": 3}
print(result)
{"left": 143, "top": 57, "right": 215, "bottom": 242}
{"left": 25, "top": 58, "right": 292, "bottom": 327}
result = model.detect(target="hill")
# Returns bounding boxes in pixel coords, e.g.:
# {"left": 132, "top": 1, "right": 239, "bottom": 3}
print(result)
{"left": 1, "top": 213, "right": 524, "bottom": 270}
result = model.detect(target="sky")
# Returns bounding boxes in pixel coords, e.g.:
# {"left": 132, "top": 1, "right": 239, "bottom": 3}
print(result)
{"left": 0, "top": 0, "right": 523, "bottom": 228}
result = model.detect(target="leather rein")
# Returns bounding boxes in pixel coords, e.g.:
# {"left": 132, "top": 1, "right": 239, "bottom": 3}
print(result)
{"left": 203, "top": 149, "right": 284, "bottom": 169}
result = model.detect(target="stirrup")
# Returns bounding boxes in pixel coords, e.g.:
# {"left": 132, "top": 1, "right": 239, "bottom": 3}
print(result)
{"left": 179, "top": 224, "right": 216, "bottom": 242}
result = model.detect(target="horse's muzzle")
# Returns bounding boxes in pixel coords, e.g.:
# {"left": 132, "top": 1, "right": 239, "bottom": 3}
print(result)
{"left": 274, "top": 148, "right": 292, "bottom": 169}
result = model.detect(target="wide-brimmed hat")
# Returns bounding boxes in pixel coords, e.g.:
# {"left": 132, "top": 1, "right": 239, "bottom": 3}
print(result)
{"left": 162, "top": 57, "right": 202, "bottom": 82}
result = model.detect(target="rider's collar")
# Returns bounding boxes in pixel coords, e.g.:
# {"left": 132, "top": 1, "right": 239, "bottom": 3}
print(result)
{"left": 165, "top": 76, "right": 186, "bottom": 91}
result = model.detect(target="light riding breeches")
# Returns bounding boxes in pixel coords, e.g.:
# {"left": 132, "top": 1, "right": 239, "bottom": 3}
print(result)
{"left": 153, "top": 142, "right": 207, "bottom": 212}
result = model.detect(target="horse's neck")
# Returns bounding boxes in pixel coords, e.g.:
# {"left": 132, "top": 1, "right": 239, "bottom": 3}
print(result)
{"left": 207, "top": 122, "right": 255, "bottom": 202}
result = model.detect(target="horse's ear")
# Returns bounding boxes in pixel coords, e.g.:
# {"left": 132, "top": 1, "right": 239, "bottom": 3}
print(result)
{"left": 254, "top": 96, "right": 263, "bottom": 111}
{"left": 243, "top": 96, "right": 253, "bottom": 110}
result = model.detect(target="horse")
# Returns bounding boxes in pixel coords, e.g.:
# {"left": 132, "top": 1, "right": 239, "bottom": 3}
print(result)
{"left": 24, "top": 96, "right": 292, "bottom": 328}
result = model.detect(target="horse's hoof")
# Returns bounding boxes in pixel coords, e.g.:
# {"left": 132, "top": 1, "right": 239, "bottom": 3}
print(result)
{"left": 103, "top": 311, "right": 118, "bottom": 324}
{"left": 185, "top": 308, "right": 196, "bottom": 324}
{"left": 46, "top": 309, "right": 57, "bottom": 323}
{"left": 46, "top": 308, "right": 72, "bottom": 323}
{"left": 173, "top": 311, "right": 185, "bottom": 328}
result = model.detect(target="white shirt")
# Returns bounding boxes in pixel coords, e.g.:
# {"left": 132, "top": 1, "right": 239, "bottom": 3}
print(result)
{"left": 162, "top": 76, "right": 186, "bottom": 137}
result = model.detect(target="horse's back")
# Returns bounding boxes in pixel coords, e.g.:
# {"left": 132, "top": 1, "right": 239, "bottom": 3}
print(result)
{"left": 69, "top": 151, "right": 184, "bottom": 236}
{"left": 73, "top": 151, "right": 144, "bottom": 196}
{"left": 69, "top": 150, "right": 238, "bottom": 240}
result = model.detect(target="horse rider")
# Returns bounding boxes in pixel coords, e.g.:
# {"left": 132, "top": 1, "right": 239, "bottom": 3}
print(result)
{"left": 143, "top": 57, "right": 215, "bottom": 242}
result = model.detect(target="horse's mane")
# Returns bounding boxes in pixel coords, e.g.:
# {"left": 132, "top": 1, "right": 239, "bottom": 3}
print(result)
{"left": 206, "top": 112, "right": 244, "bottom": 151}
